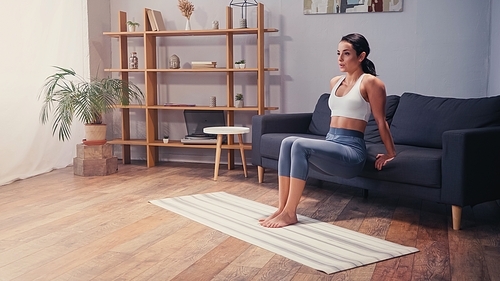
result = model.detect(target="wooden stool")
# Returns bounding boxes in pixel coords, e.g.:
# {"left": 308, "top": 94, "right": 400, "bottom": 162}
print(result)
{"left": 203, "top": 126, "right": 250, "bottom": 180}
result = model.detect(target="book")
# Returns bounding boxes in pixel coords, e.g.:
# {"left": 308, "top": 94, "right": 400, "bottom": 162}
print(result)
{"left": 191, "top": 61, "right": 217, "bottom": 69}
{"left": 152, "top": 10, "right": 166, "bottom": 31}
{"left": 192, "top": 61, "right": 217, "bottom": 65}
{"left": 146, "top": 9, "right": 158, "bottom": 31}
{"left": 192, "top": 65, "right": 217, "bottom": 69}
{"left": 146, "top": 9, "right": 166, "bottom": 31}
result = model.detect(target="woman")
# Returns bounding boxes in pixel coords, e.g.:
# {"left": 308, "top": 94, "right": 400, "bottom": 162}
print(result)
{"left": 260, "top": 33, "right": 396, "bottom": 228}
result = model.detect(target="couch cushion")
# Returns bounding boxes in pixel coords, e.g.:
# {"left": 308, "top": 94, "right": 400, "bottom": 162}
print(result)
{"left": 364, "top": 95, "right": 400, "bottom": 143}
{"left": 391, "top": 93, "right": 500, "bottom": 148}
{"left": 361, "top": 144, "right": 442, "bottom": 188}
{"left": 307, "top": 93, "right": 331, "bottom": 136}
{"left": 260, "top": 133, "right": 324, "bottom": 159}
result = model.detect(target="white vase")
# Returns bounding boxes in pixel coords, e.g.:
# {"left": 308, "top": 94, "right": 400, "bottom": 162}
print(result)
{"left": 185, "top": 18, "right": 191, "bottom": 30}
{"left": 128, "top": 25, "right": 136, "bottom": 32}
{"left": 235, "top": 100, "right": 244, "bottom": 108}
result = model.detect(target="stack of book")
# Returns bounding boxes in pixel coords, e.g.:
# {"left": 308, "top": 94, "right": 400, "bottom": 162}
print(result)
{"left": 146, "top": 9, "right": 166, "bottom": 31}
{"left": 191, "top": 61, "right": 217, "bottom": 69}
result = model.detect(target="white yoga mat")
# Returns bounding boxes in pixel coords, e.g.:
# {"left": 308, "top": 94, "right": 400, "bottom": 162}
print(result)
{"left": 150, "top": 192, "right": 418, "bottom": 274}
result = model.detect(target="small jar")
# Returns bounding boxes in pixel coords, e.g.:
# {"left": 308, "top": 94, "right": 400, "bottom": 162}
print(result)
{"left": 129, "top": 52, "right": 138, "bottom": 69}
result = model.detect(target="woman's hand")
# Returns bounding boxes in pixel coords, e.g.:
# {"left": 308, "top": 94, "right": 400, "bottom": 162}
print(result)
{"left": 375, "top": 154, "right": 394, "bottom": 170}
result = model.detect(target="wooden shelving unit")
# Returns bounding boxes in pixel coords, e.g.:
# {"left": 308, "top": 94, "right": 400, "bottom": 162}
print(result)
{"left": 104, "top": 3, "right": 278, "bottom": 168}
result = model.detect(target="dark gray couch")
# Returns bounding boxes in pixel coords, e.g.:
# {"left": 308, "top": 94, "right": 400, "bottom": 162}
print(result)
{"left": 252, "top": 92, "right": 500, "bottom": 230}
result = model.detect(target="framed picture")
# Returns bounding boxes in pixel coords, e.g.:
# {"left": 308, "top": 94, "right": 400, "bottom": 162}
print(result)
{"left": 304, "top": 0, "right": 403, "bottom": 14}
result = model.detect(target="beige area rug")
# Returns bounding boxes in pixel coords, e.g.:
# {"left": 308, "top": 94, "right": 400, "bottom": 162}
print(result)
{"left": 150, "top": 192, "right": 418, "bottom": 274}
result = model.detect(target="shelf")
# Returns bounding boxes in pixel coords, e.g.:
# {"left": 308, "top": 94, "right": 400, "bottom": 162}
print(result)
{"left": 105, "top": 3, "right": 276, "bottom": 168}
{"left": 112, "top": 105, "right": 278, "bottom": 111}
{"left": 107, "top": 139, "right": 147, "bottom": 146}
{"left": 103, "top": 31, "right": 144, "bottom": 38}
{"left": 105, "top": 68, "right": 279, "bottom": 72}
{"left": 152, "top": 105, "right": 279, "bottom": 111}
{"left": 114, "top": 104, "right": 146, "bottom": 109}
{"left": 107, "top": 139, "right": 251, "bottom": 150}
{"left": 149, "top": 140, "right": 252, "bottom": 150}
{"left": 103, "top": 28, "right": 278, "bottom": 38}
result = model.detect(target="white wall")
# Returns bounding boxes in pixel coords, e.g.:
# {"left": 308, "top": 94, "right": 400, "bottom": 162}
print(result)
{"left": 0, "top": 0, "right": 89, "bottom": 186}
{"left": 489, "top": 0, "right": 500, "bottom": 97}
{"left": 88, "top": 1, "right": 111, "bottom": 81}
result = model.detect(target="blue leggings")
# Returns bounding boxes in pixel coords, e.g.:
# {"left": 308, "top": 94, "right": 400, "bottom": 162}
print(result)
{"left": 278, "top": 128, "right": 367, "bottom": 181}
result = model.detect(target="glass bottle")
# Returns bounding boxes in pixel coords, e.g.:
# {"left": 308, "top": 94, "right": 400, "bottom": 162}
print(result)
{"left": 129, "top": 52, "right": 138, "bottom": 69}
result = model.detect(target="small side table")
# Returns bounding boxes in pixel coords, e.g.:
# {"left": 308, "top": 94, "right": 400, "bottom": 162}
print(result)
{"left": 203, "top": 126, "right": 250, "bottom": 181}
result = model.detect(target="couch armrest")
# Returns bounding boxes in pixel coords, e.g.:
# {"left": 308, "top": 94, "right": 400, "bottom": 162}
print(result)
{"left": 251, "top": 113, "right": 312, "bottom": 166}
{"left": 441, "top": 126, "right": 500, "bottom": 207}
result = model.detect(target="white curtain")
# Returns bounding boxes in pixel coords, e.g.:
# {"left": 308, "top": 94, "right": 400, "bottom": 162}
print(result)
{"left": 0, "top": 0, "right": 89, "bottom": 186}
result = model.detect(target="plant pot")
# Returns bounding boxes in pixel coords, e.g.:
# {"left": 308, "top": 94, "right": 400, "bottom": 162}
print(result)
{"left": 239, "top": 64, "right": 246, "bottom": 69}
{"left": 163, "top": 138, "right": 169, "bottom": 143}
{"left": 235, "top": 100, "right": 244, "bottom": 108}
{"left": 84, "top": 124, "right": 107, "bottom": 145}
{"left": 128, "top": 25, "right": 137, "bottom": 32}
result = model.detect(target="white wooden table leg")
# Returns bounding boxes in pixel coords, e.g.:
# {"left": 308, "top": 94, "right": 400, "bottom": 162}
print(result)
{"left": 213, "top": 134, "right": 223, "bottom": 181}
{"left": 237, "top": 134, "right": 248, "bottom": 177}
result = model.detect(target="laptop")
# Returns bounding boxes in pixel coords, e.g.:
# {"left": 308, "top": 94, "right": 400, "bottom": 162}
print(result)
{"left": 181, "top": 110, "right": 226, "bottom": 144}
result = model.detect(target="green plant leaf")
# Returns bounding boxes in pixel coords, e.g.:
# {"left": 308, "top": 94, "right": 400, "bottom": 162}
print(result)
{"left": 38, "top": 66, "right": 144, "bottom": 141}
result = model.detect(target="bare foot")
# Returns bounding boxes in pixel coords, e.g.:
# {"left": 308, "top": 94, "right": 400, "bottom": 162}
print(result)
{"left": 260, "top": 211, "right": 298, "bottom": 228}
{"left": 258, "top": 209, "right": 282, "bottom": 223}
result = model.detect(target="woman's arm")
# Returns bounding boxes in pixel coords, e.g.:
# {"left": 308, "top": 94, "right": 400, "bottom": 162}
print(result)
{"left": 364, "top": 76, "right": 396, "bottom": 170}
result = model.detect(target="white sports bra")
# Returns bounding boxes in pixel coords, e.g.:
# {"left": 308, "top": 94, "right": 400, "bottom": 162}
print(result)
{"left": 328, "top": 74, "right": 371, "bottom": 122}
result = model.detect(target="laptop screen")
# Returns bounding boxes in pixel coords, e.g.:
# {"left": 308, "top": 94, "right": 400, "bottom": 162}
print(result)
{"left": 183, "top": 110, "right": 225, "bottom": 137}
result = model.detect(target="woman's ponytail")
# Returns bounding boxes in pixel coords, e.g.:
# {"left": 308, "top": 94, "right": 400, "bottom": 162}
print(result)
{"left": 362, "top": 58, "right": 377, "bottom": 76}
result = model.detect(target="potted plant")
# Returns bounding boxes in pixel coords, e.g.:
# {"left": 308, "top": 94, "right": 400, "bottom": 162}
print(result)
{"left": 127, "top": 20, "right": 140, "bottom": 32}
{"left": 235, "top": 93, "right": 244, "bottom": 108}
{"left": 39, "top": 66, "right": 144, "bottom": 144}
{"left": 163, "top": 135, "right": 170, "bottom": 143}
{"left": 234, "top": 59, "right": 246, "bottom": 69}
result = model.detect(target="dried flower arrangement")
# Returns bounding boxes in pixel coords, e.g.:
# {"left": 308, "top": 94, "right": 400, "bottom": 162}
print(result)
{"left": 178, "top": 0, "right": 195, "bottom": 19}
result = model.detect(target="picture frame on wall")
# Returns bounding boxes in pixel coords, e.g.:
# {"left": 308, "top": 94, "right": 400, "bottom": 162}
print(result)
{"left": 304, "top": 0, "right": 403, "bottom": 14}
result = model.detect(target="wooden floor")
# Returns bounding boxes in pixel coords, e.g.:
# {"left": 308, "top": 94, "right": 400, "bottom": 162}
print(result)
{"left": 0, "top": 162, "right": 499, "bottom": 281}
